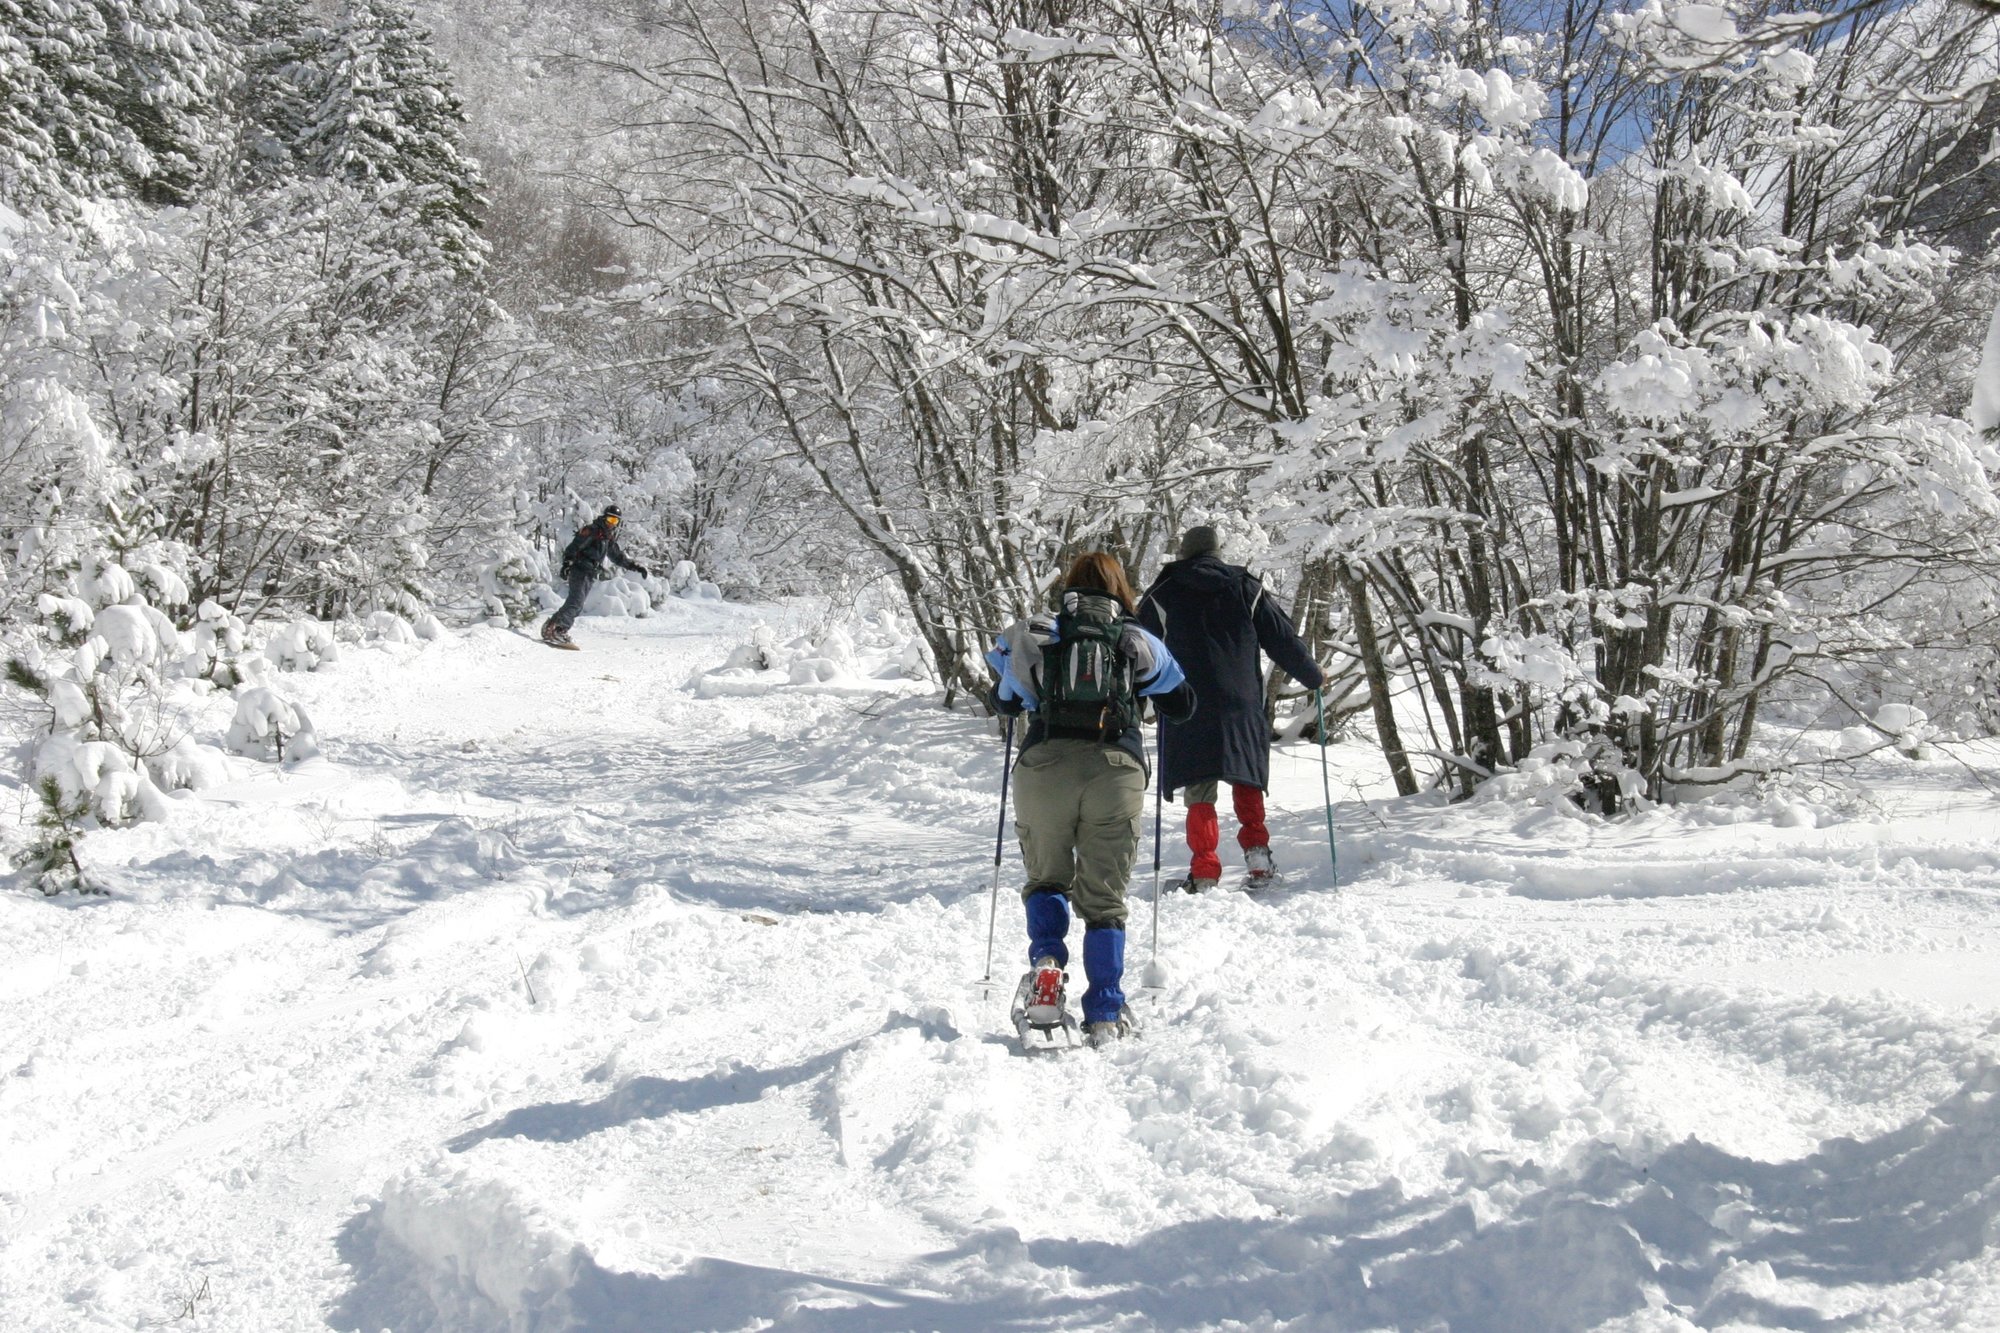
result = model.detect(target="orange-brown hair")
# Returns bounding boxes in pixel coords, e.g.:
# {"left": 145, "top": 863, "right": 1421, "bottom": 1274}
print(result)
{"left": 1062, "top": 551, "right": 1138, "bottom": 615}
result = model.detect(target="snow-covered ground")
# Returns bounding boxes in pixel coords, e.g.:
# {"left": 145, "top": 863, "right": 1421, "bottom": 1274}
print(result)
{"left": 6, "top": 601, "right": 2000, "bottom": 1331}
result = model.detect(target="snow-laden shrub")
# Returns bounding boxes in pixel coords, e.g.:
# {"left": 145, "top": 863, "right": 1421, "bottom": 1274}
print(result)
{"left": 363, "top": 610, "right": 419, "bottom": 645}
{"left": 817, "top": 626, "right": 857, "bottom": 667}
{"left": 226, "top": 687, "right": 322, "bottom": 762}
{"left": 37, "top": 595, "right": 94, "bottom": 645}
{"left": 789, "top": 656, "right": 850, "bottom": 685}
{"left": 479, "top": 538, "right": 548, "bottom": 627}
{"left": 1791, "top": 702, "right": 1942, "bottom": 765}
{"left": 700, "top": 606, "right": 950, "bottom": 698}
{"left": 1761, "top": 769, "right": 1878, "bottom": 827}
{"left": 582, "top": 574, "right": 652, "bottom": 618}
{"left": 150, "top": 736, "right": 231, "bottom": 791}
{"left": 1471, "top": 738, "right": 1646, "bottom": 816}
{"left": 4, "top": 553, "right": 239, "bottom": 889}
{"left": 38, "top": 735, "right": 173, "bottom": 825}
{"left": 851, "top": 606, "right": 931, "bottom": 682}
{"left": 92, "top": 603, "right": 182, "bottom": 674}
{"left": 265, "top": 620, "right": 342, "bottom": 671}
{"left": 669, "top": 560, "right": 723, "bottom": 600}
{"left": 1871, "top": 704, "right": 1937, "bottom": 758}
{"left": 187, "top": 599, "right": 248, "bottom": 684}
{"left": 19, "top": 778, "right": 93, "bottom": 895}
{"left": 896, "top": 637, "right": 931, "bottom": 681}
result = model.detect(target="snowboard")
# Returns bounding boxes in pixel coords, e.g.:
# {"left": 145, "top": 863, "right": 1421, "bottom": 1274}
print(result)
{"left": 511, "top": 627, "right": 581, "bottom": 651}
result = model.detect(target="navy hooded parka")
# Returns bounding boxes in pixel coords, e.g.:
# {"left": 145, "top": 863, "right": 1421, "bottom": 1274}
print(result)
{"left": 1138, "top": 554, "right": 1324, "bottom": 795}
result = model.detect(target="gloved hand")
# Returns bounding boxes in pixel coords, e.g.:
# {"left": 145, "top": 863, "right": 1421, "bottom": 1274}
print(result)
{"left": 988, "top": 687, "right": 1025, "bottom": 719}
{"left": 633, "top": 564, "right": 651, "bottom": 578}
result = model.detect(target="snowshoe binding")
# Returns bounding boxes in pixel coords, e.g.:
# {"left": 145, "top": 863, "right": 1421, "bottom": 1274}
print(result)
{"left": 1011, "top": 956, "right": 1081, "bottom": 1052}
{"left": 541, "top": 622, "right": 580, "bottom": 651}
{"left": 1243, "top": 846, "right": 1280, "bottom": 890}
{"left": 1083, "top": 1005, "right": 1138, "bottom": 1049}
{"left": 1176, "top": 875, "right": 1219, "bottom": 895}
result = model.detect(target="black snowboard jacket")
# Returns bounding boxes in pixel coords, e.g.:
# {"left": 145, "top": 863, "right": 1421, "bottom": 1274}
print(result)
{"left": 560, "top": 520, "right": 643, "bottom": 581}
{"left": 1138, "top": 555, "right": 1324, "bottom": 795}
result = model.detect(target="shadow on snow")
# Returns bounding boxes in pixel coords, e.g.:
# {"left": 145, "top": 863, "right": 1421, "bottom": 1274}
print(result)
{"left": 332, "top": 1046, "right": 2000, "bottom": 1332}
{"left": 443, "top": 1011, "right": 957, "bottom": 1153}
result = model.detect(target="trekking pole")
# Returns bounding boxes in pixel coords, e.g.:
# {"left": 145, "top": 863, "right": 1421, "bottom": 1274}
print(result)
{"left": 1315, "top": 686, "right": 1337, "bottom": 887}
{"left": 978, "top": 714, "right": 1018, "bottom": 991}
{"left": 1142, "top": 719, "right": 1168, "bottom": 990}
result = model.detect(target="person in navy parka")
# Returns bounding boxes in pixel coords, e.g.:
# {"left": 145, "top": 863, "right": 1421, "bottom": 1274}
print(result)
{"left": 1138, "top": 526, "right": 1324, "bottom": 890}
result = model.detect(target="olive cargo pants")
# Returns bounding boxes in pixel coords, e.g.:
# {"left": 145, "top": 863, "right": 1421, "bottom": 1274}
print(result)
{"left": 1012, "top": 738, "right": 1145, "bottom": 926}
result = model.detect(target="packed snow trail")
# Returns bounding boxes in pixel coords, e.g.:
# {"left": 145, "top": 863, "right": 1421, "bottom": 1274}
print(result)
{"left": 5, "top": 604, "right": 2000, "bottom": 1330}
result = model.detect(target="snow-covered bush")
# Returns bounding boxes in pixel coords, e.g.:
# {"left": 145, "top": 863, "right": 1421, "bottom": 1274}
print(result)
{"left": 363, "top": 610, "right": 420, "bottom": 646}
{"left": 225, "top": 687, "right": 322, "bottom": 763}
{"left": 1870, "top": 704, "right": 1937, "bottom": 760}
{"left": 3, "top": 553, "right": 241, "bottom": 889}
{"left": 15, "top": 776, "right": 93, "bottom": 896}
{"left": 150, "top": 736, "right": 231, "bottom": 791}
{"left": 669, "top": 560, "right": 723, "bottom": 600}
{"left": 187, "top": 600, "right": 248, "bottom": 685}
{"left": 580, "top": 574, "right": 652, "bottom": 619}
{"left": 265, "top": 621, "right": 342, "bottom": 672}
{"left": 1471, "top": 739, "right": 1647, "bottom": 817}
{"left": 789, "top": 657, "right": 850, "bottom": 685}
{"left": 699, "top": 612, "right": 939, "bottom": 699}
{"left": 479, "top": 538, "right": 549, "bottom": 627}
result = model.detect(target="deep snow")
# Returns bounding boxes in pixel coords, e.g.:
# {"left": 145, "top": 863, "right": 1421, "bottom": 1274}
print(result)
{"left": 5, "top": 601, "right": 2000, "bottom": 1331}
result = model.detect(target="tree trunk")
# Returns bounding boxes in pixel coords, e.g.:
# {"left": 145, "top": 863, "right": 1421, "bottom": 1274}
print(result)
{"left": 1343, "top": 563, "right": 1417, "bottom": 796}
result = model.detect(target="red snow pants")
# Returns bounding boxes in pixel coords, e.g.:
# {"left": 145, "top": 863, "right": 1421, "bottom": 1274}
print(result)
{"left": 1185, "top": 782, "right": 1268, "bottom": 881}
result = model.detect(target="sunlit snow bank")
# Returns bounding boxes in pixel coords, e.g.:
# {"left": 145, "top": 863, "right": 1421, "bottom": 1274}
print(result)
{"left": 343, "top": 1059, "right": 2000, "bottom": 1331}
{"left": 695, "top": 612, "right": 934, "bottom": 700}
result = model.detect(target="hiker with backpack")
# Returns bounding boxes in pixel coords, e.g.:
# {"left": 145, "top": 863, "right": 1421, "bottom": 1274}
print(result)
{"left": 1139, "top": 526, "right": 1325, "bottom": 891}
{"left": 541, "top": 505, "right": 650, "bottom": 649}
{"left": 987, "top": 552, "right": 1197, "bottom": 1046}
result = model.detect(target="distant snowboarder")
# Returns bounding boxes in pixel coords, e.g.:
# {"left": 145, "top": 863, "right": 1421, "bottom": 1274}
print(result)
{"left": 1138, "top": 526, "right": 1324, "bottom": 891}
{"left": 988, "top": 552, "right": 1196, "bottom": 1048}
{"left": 541, "top": 505, "right": 650, "bottom": 649}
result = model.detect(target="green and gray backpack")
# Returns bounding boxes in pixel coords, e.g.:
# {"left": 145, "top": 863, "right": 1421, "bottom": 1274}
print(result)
{"left": 1041, "top": 598, "right": 1138, "bottom": 739}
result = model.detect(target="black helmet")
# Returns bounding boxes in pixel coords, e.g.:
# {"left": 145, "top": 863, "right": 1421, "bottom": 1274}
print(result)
{"left": 601, "top": 504, "right": 622, "bottom": 519}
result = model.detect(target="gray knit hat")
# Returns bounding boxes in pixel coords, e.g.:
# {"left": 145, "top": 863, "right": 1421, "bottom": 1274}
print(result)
{"left": 1179, "top": 525, "right": 1221, "bottom": 558}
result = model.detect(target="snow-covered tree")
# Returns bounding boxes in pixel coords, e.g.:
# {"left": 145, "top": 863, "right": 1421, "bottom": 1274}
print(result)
{"left": 309, "top": 0, "right": 486, "bottom": 272}
{"left": 0, "top": 0, "right": 126, "bottom": 208}
{"left": 563, "top": 0, "right": 2000, "bottom": 792}
{"left": 230, "top": 0, "right": 336, "bottom": 184}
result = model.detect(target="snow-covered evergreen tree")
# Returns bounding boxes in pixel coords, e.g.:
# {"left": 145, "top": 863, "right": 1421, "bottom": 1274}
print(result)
{"left": 309, "top": 0, "right": 485, "bottom": 272}
{"left": 0, "top": 0, "right": 124, "bottom": 207}
{"left": 230, "top": 0, "right": 336, "bottom": 184}
{"left": 94, "top": 0, "right": 230, "bottom": 204}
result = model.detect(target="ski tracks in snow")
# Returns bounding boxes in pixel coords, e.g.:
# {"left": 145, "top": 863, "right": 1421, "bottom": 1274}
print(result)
{"left": 6, "top": 607, "right": 2000, "bottom": 1330}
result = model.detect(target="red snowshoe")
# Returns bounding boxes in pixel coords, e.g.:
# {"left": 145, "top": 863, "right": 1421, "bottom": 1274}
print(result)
{"left": 1011, "top": 957, "right": 1080, "bottom": 1051}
